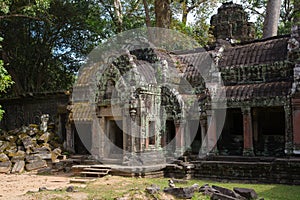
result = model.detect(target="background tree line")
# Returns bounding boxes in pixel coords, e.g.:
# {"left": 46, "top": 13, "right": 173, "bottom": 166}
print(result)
{"left": 0, "top": 0, "right": 299, "bottom": 119}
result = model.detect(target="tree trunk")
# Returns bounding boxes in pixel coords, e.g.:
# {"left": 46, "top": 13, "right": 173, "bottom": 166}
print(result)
{"left": 263, "top": 0, "right": 281, "bottom": 38}
{"left": 143, "top": 0, "right": 151, "bottom": 27}
{"left": 155, "top": 0, "right": 171, "bottom": 28}
{"left": 113, "top": 0, "right": 123, "bottom": 33}
{"left": 182, "top": 1, "right": 188, "bottom": 25}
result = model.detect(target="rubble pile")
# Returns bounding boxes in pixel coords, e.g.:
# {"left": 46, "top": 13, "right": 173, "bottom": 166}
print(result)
{"left": 0, "top": 122, "right": 63, "bottom": 174}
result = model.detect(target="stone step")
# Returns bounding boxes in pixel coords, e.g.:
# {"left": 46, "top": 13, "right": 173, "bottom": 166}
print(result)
{"left": 80, "top": 171, "right": 109, "bottom": 177}
{"left": 89, "top": 165, "right": 112, "bottom": 169}
{"left": 69, "top": 178, "right": 97, "bottom": 184}
{"left": 83, "top": 168, "right": 110, "bottom": 173}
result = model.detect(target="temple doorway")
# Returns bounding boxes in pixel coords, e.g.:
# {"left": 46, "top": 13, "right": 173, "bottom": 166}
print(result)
{"left": 253, "top": 107, "right": 285, "bottom": 156}
{"left": 218, "top": 108, "right": 243, "bottom": 156}
{"left": 107, "top": 119, "right": 123, "bottom": 155}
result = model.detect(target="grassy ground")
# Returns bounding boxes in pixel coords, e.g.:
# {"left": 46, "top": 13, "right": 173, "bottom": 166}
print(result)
{"left": 25, "top": 176, "right": 300, "bottom": 200}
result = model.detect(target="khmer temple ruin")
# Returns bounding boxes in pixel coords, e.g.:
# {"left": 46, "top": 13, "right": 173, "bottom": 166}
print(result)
{"left": 1, "top": 2, "right": 300, "bottom": 183}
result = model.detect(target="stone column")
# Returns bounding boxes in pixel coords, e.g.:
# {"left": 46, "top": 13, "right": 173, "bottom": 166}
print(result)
{"left": 241, "top": 107, "right": 254, "bottom": 156}
{"left": 65, "top": 122, "right": 75, "bottom": 153}
{"left": 90, "top": 119, "right": 101, "bottom": 159}
{"left": 199, "top": 118, "right": 208, "bottom": 155}
{"left": 99, "top": 117, "right": 106, "bottom": 158}
{"left": 292, "top": 98, "right": 300, "bottom": 154}
{"left": 175, "top": 120, "right": 185, "bottom": 156}
{"left": 206, "top": 110, "right": 218, "bottom": 155}
{"left": 252, "top": 108, "right": 259, "bottom": 144}
{"left": 284, "top": 103, "right": 294, "bottom": 155}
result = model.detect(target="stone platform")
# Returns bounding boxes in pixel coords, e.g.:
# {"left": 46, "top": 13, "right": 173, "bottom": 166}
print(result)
{"left": 164, "top": 156, "right": 300, "bottom": 185}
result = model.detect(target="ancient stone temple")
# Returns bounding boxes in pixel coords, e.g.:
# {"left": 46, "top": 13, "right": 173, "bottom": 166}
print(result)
{"left": 1, "top": 2, "right": 300, "bottom": 181}
{"left": 65, "top": 2, "right": 300, "bottom": 164}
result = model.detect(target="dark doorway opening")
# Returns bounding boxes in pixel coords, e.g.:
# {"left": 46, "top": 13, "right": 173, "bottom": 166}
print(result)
{"left": 73, "top": 123, "right": 92, "bottom": 154}
{"left": 166, "top": 120, "right": 176, "bottom": 154}
{"left": 108, "top": 120, "right": 123, "bottom": 154}
{"left": 189, "top": 120, "right": 201, "bottom": 154}
{"left": 254, "top": 107, "right": 285, "bottom": 156}
{"left": 218, "top": 108, "right": 243, "bottom": 156}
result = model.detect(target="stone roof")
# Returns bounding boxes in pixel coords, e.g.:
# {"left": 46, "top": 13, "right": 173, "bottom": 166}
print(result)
{"left": 135, "top": 60, "right": 157, "bottom": 84}
{"left": 219, "top": 36, "right": 289, "bottom": 67}
{"left": 72, "top": 103, "right": 95, "bottom": 121}
{"left": 175, "top": 52, "right": 213, "bottom": 85}
{"left": 174, "top": 36, "right": 292, "bottom": 102}
{"left": 225, "top": 81, "right": 291, "bottom": 101}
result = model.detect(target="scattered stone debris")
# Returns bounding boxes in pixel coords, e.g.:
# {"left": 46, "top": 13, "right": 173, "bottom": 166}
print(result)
{"left": 0, "top": 119, "right": 64, "bottom": 174}
{"left": 66, "top": 185, "right": 75, "bottom": 192}
{"left": 163, "top": 183, "right": 199, "bottom": 199}
{"left": 233, "top": 187, "right": 258, "bottom": 200}
{"left": 145, "top": 184, "right": 160, "bottom": 194}
{"left": 117, "top": 181, "right": 262, "bottom": 200}
{"left": 199, "top": 184, "right": 260, "bottom": 200}
{"left": 39, "top": 186, "right": 48, "bottom": 192}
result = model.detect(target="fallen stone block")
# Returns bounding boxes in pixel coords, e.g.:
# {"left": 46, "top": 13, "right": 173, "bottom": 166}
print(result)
{"left": 0, "top": 142, "right": 9, "bottom": 152}
{"left": 0, "top": 161, "right": 12, "bottom": 173}
{"left": 39, "top": 132, "right": 51, "bottom": 143}
{"left": 25, "top": 155, "right": 43, "bottom": 162}
{"left": 5, "top": 143, "right": 17, "bottom": 155}
{"left": 0, "top": 153, "right": 9, "bottom": 162}
{"left": 25, "top": 159, "right": 47, "bottom": 171}
{"left": 66, "top": 186, "right": 75, "bottom": 192}
{"left": 233, "top": 188, "right": 258, "bottom": 200}
{"left": 211, "top": 192, "right": 240, "bottom": 200}
{"left": 146, "top": 184, "right": 160, "bottom": 194}
{"left": 5, "top": 135, "right": 16, "bottom": 143}
{"left": 199, "top": 184, "right": 218, "bottom": 196}
{"left": 212, "top": 185, "right": 240, "bottom": 199}
{"left": 37, "top": 167, "right": 52, "bottom": 174}
{"left": 164, "top": 186, "right": 196, "bottom": 199}
{"left": 32, "top": 146, "right": 51, "bottom": 153}
{"left": 8, "top": 150, "right": 25, "bottom": 158}
{"left": 11, "top": 161, "right": 25, "bottom": 173}
{"left": 11, "top": 156, "right": 25, "bottom": 163}
{"left": 51, "top": 148, "right": 61, "bottom": 162}
{"left": 22, "top": 136, "right": 35, "bottom": 149}
{"left": 35, "top": 153, "right": 52, "bottom": 160}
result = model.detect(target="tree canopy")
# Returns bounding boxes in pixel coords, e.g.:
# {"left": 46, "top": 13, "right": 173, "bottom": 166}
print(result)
{"left": 0, "top": 0, "right": 299, "bottom": 98}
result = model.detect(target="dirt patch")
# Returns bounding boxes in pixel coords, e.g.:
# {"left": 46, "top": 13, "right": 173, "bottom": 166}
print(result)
{"left": 0, "top": 172, "right": 81, "bottom": 200}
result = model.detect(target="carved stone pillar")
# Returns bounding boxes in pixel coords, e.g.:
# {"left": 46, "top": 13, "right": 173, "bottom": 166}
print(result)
{"left": 200, "top": 118, "right": 208, "bottom": 155}
{"left": 292, "top": 98, "right": 300, "bottom": 154}
{"left": 90, "top": 119, "right": 101, "bottom": 159}
{"left": 99, "top": 117, "right": 106, "bottom": 158}
{"left": 206, "top": 110, "right": 218, "bottom": 155}
{"left": 65, "top": 122, "right": 75, "bottom": 153}
{"left": 175, "top": 120, "right": 185, "bottom": 156}
{"left": 252, "top": 108, "right": 259, "bottom": 145}
{"left": 284, "top": 103, "right": 294, "bottom": 155}
{"left": 241, "top": 107, "right": 254, "bottom": 156}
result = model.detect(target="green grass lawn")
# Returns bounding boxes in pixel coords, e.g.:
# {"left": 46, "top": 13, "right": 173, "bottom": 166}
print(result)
{"left": 24, "top": 175, "right": 300, "bottom": 200}
{"left": 79, "top": 176, "right": 300, "bottom": 200}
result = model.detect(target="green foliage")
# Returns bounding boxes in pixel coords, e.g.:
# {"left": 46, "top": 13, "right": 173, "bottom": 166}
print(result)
{"left": 0, "top": 36, "right": 13, "bottom": 120}
{"left": 0, "top": 62, "right": 13, "bottom": 93}
{"left": 239, "top": 0, "right": 297, "bottom": 38}
{"left": 0, "top": 0, "right": 107, "bottom": 95}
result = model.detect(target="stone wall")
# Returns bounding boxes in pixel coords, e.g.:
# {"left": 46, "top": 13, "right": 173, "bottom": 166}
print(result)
{"left": 164, "top": 156, "right": 300, "bottom": 185}
{"left": 0, "top": 92, "right": 69, "bottom": 131}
